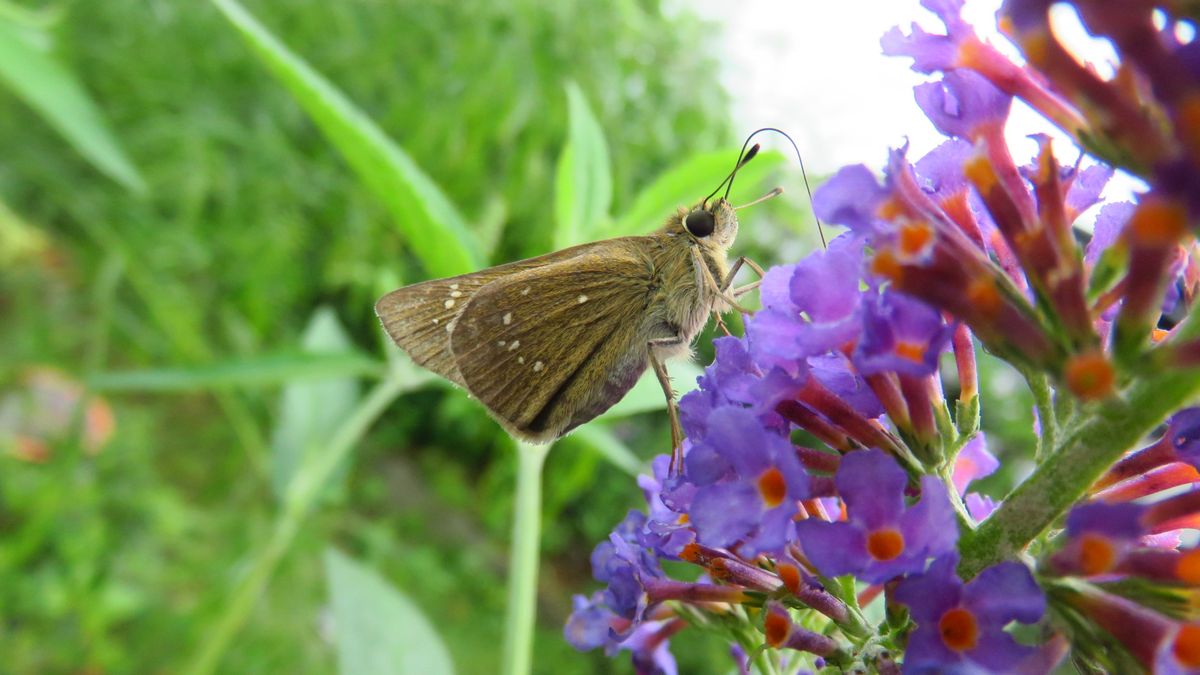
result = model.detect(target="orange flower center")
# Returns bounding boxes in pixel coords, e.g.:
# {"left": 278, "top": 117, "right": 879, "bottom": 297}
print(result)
{"left": 866, "top": 528, "right": 905, "bottom": 561}
{"left": 964, "top": 154, "right": 998, "bottom": 193}
{"left": 1077, "top": 533, "right": 1117, "bottom": 576}
{"left": 895, "top": 341, "right": 926, "bottom": 363}
{"left": 757, "top": 467, "right": 787, "bottom": 508}
{"left": 898, "top": 220, "right": 935, "bottom": 258}
{"left": 1176, "top": 550, "right": 1200, "bottom": 585}
{"left": 871, "top": 249, "right": 904, "bottom": 282}
{"left": 938, "top": 607, "right": 980, "bottom": 652}
{"left": 1175, "top": 624, "right": 1200, "bottom": 667}
{"left": 1064, "top": 351, "right": 1116, "bottom": 401}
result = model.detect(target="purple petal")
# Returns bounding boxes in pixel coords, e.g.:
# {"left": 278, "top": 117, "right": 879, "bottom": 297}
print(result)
{"left": 794, "top": 519, "right": 868, "bottom": 578}
{"left": 1084, "top": 202, "right": 1133, "bottom": 266}
{"left": 1168, "top": 407, "right": 1200, "bottom": 467}
{"left": 809, "top": 354, "right": 885, "bottom": 419}
{"left": 812, "top": 165, "right": 888, "bottom": 237}
{"left": 683, "top": 433, "right": 732, "bottom": 487}
{"left": 1065, "top": 164, "right": 1115, "bottom": 215}
{"left": 894, "top": 554, "right": 962, "bottom": 623}
{"left": 621, "top": 620, "right": 679, "bottom": 675}
{"left": 705, "top": 406, "right": 772, "bottom": 477}
{"left": 963, "top": 561, "right": 1046, "bottom": 625}
{"left": 900, "top": 476, "right": 961, "bottom": 559}
{"left": 790, "top": 234, "right": 866, "bottom": 322}
{"left": 952, "top": 433, "right": 999, "bottom": 494}
{"left": 689, "top": 482, "right": 760, "bottom": 548}
{"left": 967, "top": 630, "right": 1035, "bottom": 673}
{"left": 965, "top": 493, "right": 998, "bottom": 522}
{"left": 914, "top": 70, "right": 1011, "bottom": 138}
{"left": 835, "top": 449, "right": 907, "bottom": 529}
{"left": 881, "top": 23, "right": 958, "bottom": 74}
{"left": 759, "top": 264, "right": 798, "bottom": 312}
{"left": 902, "top": 624, "right": 969, "bottom": 673}
{"left": 565, "top": 592, "right": 616, "bottom": 651}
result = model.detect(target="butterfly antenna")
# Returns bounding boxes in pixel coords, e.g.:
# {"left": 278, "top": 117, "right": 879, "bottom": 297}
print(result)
{"left": 724, "top": 127, "right": 827, "bottom": 249}
{"left": 704, "top": 143, "right": 761, "bottom": 207}
{"left": 734, "top": 187, "right": 783, "bottom": 210}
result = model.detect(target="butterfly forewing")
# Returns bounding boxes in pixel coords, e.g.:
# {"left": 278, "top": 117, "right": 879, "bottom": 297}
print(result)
{"left": 374, "top": 242, "right": 622, "bottom": 387}
{"left": 449, "top": 243, "right": 655, "bottom": 441}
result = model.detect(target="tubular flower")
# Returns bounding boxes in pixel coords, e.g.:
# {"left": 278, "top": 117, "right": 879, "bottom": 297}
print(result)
{"left": 568, "top": 1, "right": 1200, "bottom": 672}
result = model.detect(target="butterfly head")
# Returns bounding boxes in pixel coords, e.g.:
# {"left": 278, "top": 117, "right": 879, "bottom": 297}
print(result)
{"left": 682, "top": 199, "right": 738, "bottom": 249}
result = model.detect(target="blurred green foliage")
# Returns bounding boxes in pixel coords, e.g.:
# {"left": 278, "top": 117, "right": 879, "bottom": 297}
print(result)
{"left": 0, "top": 0, "right": 809, "bottom": 673}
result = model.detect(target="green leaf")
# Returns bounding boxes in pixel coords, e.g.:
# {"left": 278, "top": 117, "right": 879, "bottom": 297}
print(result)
{"left": 325, "top": 547, "right": 456, "bottom": 675}
{"left": 270, "top": 307, "right": 362, "bottom": 501}
{"left": 88, "top": 352, "right": 384, "bottom": 392}
{"left": 0, "top": 16, "right": 144, "bottom": 192}
{"left": 209, "top": 0, "right": 482, "bottom": 278}
{"left": 598, "top": 361, "right": 704, "bottom": 420}
{"left": 553, "top": 81, "right": 612, "bottom": 248}
{"left": 608, "top": 149, "right": 785, "bottom": 238}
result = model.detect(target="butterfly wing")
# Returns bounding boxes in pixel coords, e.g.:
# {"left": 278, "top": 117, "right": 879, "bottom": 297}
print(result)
{"left": 448, "top": 241, "right": 660, "bottom": 442}
{"left": 375, "top": 242, "right": 623, "bottom": 387}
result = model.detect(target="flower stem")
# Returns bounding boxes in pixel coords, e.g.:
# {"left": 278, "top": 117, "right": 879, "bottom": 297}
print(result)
{"left": 183, "top": 375, "right": 408, "bottom": 675}
{"left": 501, "top": 441, "right": 551, "bottom": 675}
{"left": 1022, "top": 367, "right": 1056, "bottom": 463}
{"left": 959, "top": 359, "right": 1200, "bottom": 578}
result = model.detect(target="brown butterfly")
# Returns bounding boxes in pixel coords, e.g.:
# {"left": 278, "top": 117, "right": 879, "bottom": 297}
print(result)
{"left": 376, "top": 143, "right": 775, "bottom": 462}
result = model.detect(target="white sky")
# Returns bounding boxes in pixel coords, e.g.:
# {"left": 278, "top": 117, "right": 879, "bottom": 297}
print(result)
{"left": 681, "top": 0, "right": 1145, "bottom": 204}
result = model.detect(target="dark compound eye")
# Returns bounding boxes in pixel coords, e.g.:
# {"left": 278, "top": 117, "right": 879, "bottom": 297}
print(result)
{"left": 684, "top": 209, "right": 715, "bottom": 237}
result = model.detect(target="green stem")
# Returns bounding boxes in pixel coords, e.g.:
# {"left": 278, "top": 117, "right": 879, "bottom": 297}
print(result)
{"left": 958, "top": 366, "right": 1200, "bottom": 579}
{"left": 502, "top": 441, "right": 551, "bottom": 675}
{"left": 1023, "top": 369, "right": 1056, "bottom": 463}
{"left": 183, "top": 375, "right": 407, "bottom": 675}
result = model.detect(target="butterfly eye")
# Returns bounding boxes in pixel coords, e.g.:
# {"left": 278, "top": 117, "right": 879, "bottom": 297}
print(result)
{"left": 684, "top": 210, "right": 716, "bottom": 237}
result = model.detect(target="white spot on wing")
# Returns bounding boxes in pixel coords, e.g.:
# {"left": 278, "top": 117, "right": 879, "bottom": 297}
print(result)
{"left": 432, "top": 318, "right": 439, "bottom": 325}
{"left": 521, "top": 287, "right": 531, "bottom": 296}
{"left": 450, "top": 283, "right": 459, "bottom": 290}
{"left": 444, "top": 299, "right": 456, "bottom": 309}
{"left": 450, "top": 290, "right": 463, "bottom": 298}
{"left": 533, "top": 361, "right": 544, "bottom": 372}
{"left": 503, "top": 312, "right": 512, "bottom": 325}
{"left": 508, "top": 340, "right": 520, "bottom": 351}
{"left": 577, "top": 294, "right": 589, "bottom": 304}
{"left": 498, "top": 340, "right": 506, "bottom": 347}
{"left": 518, "top": 356, "right": 525, "bottom": 364}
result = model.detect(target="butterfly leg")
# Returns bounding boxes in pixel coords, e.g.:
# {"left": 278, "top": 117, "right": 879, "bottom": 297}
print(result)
{"left": 722, "top": 256, "right": 766, "bottom": 298}
{"left": 691, "top": 247, "right": 755, "bottom": 315}
{"left": 647, "top": 338, "right": 686, "bottom": 475}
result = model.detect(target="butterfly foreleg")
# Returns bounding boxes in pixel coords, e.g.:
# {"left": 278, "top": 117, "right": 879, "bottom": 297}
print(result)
{"left": 648, "top": 337, "right": 686, "bottom": 475}
{"left": 721, "top": 255, "right": 766, "bottom": 298}
{"left": 691, "top": 247, "right": 755, "bottom": 315}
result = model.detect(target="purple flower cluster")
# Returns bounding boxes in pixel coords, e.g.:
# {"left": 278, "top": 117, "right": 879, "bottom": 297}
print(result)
{"left": 567, "top": 1, "right": 1200, "bottom": 672}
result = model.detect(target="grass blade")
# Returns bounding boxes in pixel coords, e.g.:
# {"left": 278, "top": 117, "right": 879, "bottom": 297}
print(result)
{"left": 553, "top": 81, "right": 612, "bottom": 248}
{"left": 209, "top": 0, "right": 482, "bottom": 278}
{"left": 0, "top": 16, "right": 144, "bottom": 191}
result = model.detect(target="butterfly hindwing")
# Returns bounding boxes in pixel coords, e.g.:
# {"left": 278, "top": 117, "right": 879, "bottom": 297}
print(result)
{"left": 449, "top": 241, "right": 657, "bottom": 441}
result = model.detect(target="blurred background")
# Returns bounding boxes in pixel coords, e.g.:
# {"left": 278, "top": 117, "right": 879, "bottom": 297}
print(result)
{"left": 0, "top": 0, "right": 1046, "bottom": 673}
